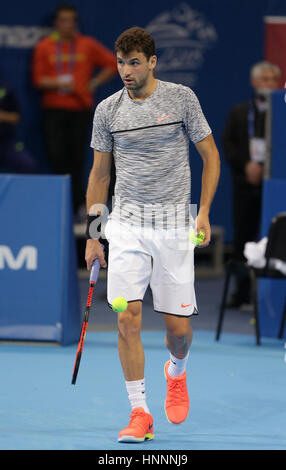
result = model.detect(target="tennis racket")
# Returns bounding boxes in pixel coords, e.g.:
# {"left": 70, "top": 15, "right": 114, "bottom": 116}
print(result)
{"left": 71, "top": 258, "right": 101, "bottom": 385}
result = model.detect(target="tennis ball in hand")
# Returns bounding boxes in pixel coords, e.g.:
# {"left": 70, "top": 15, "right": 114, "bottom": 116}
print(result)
{"left": 111, "top": 296, "right": 128, "bottom": 313}
{"left": 189, "top": 229, "right": 205, "bottom": 245}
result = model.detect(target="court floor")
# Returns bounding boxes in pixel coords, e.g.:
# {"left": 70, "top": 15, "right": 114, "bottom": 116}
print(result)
{"left": 0, "top": 329, "right": 285, "bottom": 450}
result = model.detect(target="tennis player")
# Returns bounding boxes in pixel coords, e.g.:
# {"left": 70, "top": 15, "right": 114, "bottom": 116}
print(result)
{"left": 85, "top": 27, "right": 220, "bottom": 442}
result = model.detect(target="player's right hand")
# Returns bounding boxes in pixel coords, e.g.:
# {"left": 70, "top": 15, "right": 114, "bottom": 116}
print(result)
{"left": 85, "top": 239, "right": 107, "bottom": 270}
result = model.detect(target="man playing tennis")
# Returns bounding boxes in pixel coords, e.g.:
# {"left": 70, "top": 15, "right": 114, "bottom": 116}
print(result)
{"left": 85, "top": 27, "right": 220, "bottom": 442}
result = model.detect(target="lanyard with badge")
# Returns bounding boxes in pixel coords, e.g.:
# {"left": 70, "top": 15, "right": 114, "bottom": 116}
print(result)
{"left": 248, "top": 100, "right": 266, "bottom": 163}
{"left": 55, "top": 39, "right": 76, "bottom": 92}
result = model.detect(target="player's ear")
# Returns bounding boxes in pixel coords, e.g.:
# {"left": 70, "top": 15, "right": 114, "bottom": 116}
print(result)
{"left": 149, "top": 55, "right": 157, "bottom": 71}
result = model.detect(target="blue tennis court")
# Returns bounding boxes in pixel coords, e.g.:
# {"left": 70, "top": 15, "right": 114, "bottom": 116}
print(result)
{"left": 1, "top": 328, "right": 285, "bottom": 450}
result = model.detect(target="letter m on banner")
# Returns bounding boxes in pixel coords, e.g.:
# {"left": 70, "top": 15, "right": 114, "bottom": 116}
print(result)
{"left": 0, "top": 245, "right": 38, "bottom": 270}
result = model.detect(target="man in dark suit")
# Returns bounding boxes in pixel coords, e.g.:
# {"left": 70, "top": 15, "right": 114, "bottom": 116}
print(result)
{"left": 223, "top": 61, "right": 280, "bottom": 308}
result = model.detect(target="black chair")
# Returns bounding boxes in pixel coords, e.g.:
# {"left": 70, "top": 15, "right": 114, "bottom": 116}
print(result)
{"left": 216, "top": 212, "right": 286, "bottom": 345}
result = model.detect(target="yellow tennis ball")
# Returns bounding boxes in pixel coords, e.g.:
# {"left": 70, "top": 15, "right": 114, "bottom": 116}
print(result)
{"left": 111, "top": 296, "right": 128, "bottom": 313}
{"left": 189, "top": 229, "right": 205, "bottom": 245}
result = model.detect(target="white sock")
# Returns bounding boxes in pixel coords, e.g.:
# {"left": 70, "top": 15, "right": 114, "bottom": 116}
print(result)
{"left": 125, "top": 378, "right": 150, "bottom": 414}
{"left": 168, "top": 352, "right": 190, "bottom": 378}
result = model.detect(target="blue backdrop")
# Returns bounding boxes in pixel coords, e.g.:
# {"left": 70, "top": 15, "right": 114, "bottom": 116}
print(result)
{"left": 1, "top": 0, "right": 286, "bottom": 242}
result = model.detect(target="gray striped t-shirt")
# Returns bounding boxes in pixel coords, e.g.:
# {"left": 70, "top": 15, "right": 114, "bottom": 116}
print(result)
{"left": 90, "top": 80, "right": 211, "bottom": 228}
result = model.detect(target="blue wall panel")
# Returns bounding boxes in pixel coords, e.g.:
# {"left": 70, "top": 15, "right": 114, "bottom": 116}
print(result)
{"left": 0, "top": 174, "right": 80, "bottom": 344}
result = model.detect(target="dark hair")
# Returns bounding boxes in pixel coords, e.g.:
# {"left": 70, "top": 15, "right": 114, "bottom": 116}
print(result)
{"left": 115, "top": 27, "right": 156, "bottom": 60}
{"left": 54, "top": 3, "right": 78, "bottom": 21}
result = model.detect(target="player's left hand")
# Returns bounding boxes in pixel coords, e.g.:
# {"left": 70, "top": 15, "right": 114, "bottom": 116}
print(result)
{"left": 195, "top": 212, "right": 211, "bottom": 247}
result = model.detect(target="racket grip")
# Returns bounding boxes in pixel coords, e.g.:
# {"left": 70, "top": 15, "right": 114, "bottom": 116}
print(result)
{"left": 90, "top": 257, "right": 100, "bottom": 283}
{"left": 89, "top": 244, "right": 104, "bottom": 283}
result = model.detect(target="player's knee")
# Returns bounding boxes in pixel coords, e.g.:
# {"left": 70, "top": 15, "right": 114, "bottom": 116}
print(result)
{"left": 165, "top": 321, "right": 193, "bottom": 358}
{"left": 165, "top": 316, "right": 192, "bottom": 338}
{"left": 117, "top": 302, "right": 142, "bottom": 338}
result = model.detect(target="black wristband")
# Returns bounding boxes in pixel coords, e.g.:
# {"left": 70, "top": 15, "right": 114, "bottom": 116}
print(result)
{"left": 86, "top": 214, "right": 101, "bottom": 240}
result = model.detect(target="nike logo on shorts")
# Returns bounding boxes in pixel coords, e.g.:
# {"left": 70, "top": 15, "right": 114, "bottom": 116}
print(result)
{"left": 157, "top": 114, "right": 171, "bottom": 122}
{"left": 181, "top": 303, "right": 191, "bottom": 308}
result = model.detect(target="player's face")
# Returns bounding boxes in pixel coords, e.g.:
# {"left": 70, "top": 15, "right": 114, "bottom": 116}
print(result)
{"left": 116, "top": 50, "right": 156, "bottom": 91}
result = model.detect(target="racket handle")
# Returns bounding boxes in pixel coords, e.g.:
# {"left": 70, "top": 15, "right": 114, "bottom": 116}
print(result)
{"left": 90, "top": 258, "right": 100, "bottom": 283}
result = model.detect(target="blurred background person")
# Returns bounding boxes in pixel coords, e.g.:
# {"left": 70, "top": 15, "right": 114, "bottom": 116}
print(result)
{"left": 32, "top": 3, "right": 117, "bottom": 218}
{"left": 222, "top": 61, "right": 281, "bottom": 309}
{"left": 0, "top": 73, "right": 39, "bottom": 174}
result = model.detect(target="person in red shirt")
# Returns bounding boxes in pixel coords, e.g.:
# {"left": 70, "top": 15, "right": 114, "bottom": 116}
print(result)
{"left": 32, "top": 3, "right": 117, "bottom": 215}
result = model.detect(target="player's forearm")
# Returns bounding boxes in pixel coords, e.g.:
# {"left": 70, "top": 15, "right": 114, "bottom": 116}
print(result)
{"left": 0, "top": 110, "right": 20, "bottom": 125}
{"left": 38, "top": 77, "right": 61, "bottom": 90}
{"left": 86, "top": 171, "right": 110, "bottom": 215}
{"left": 199, "top": 150, "right": 220, "bottom": 215}
{"left": 85, "top": 157, "right": 111, "bottom": 268}
{"left": 89, "top": 68, "right": 115, "bottom": 92}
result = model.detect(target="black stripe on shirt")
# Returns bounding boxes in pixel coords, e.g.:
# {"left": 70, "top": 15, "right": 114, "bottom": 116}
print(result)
{"left": 110, "top": 121, "right": 184, "bottom": 135}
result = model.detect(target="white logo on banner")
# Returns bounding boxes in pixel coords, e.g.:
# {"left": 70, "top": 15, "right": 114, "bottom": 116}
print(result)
{"left": 0, "top": 246, "right": 38, "bottom": 270}
{"left": 146, "top": 2, "right": 217, "bottom": 86}
{"left": 0, "top": 26, "right": 51, "bottom": 48}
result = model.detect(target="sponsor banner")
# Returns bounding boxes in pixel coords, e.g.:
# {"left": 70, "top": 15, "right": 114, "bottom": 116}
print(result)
{"left": 146, "top": 3, "right": 217, "bottom": 87}
{"left": 0, "top": 25, "right": 51, "bottom": 48}
{"left": 0, "top": 174, "right": 80, "bottom": 344}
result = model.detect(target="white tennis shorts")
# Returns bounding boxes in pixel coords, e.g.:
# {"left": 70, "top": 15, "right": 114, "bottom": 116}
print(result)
{"left": 105, "top": 218, "right": 197, "bottom": 317}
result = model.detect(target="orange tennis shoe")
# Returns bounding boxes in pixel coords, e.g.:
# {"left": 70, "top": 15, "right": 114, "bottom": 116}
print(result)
{"left": 118, "top": 407, "right": 154, "bottom": 443}
{"left": 164, "top": 360, "right": 190, "bottom": 424}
